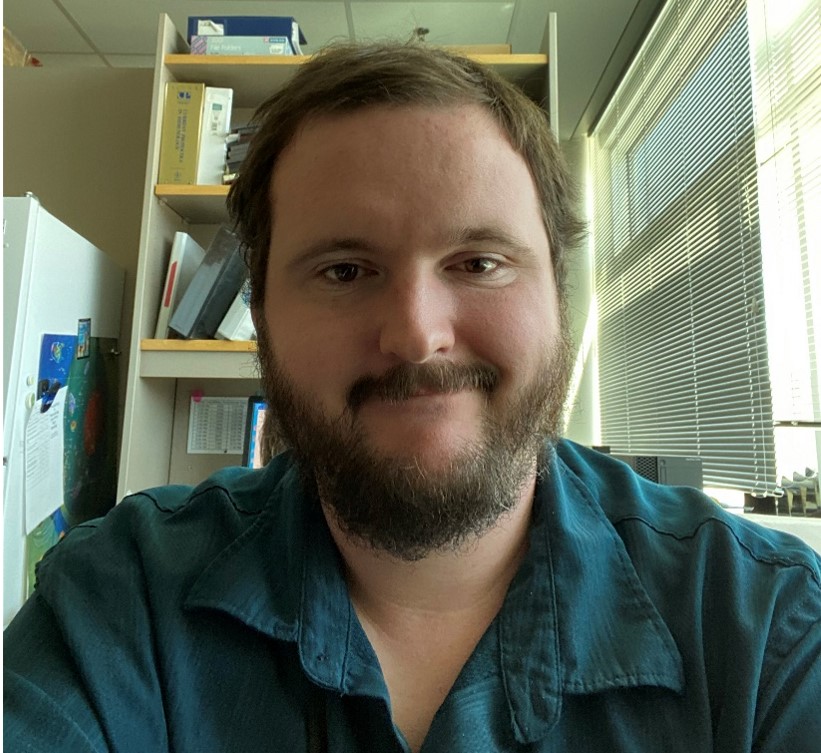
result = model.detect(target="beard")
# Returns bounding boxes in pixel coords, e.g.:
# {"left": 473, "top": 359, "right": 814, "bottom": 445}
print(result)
{"left": 255, "top": 315, "right": 572, "bottom": 561}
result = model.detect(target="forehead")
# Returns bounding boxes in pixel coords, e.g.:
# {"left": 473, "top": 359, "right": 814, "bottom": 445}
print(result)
{"left": 286, "top": 101, "right": 504, "bottom": 148}
{"left": 268, "top": 104, "right": 542, "bottom": 231}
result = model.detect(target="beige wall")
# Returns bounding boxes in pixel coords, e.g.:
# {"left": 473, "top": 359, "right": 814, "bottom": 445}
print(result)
{"left": 4, "top": 66, "right": 153, "bottom": 447}
{"left": 4, "top": 67, "right": 152, "bottom": 279}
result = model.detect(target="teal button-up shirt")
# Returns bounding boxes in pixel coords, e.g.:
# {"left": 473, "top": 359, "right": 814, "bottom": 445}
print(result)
{"left": 5, "top": 440, "right": 821, "bottom": 751}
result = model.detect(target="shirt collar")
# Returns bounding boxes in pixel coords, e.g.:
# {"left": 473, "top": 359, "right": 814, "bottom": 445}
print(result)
{"left": 184, "top": 456, "right": 387, "bottom": 699}
{"left": 500, "top": 442, "right": 685, "bottom": 744}
{"left": 183, "top": 457, "right": 305, "bottom": 641}
{"left": 184, "top": 442, "right": 685, "bottom": 744}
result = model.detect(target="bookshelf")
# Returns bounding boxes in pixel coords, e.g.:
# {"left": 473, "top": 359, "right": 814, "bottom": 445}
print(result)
{"left": 117, "top": 13, "right": 557, "bottom": 499}
{"left": 163, "top": 52, "right": 550, "bottom": 106}
{"left": 154, "top": 185, "right": 228, "bottom": 223}
{"left": 139, "top": 339, "right": 257, "bottom": 378}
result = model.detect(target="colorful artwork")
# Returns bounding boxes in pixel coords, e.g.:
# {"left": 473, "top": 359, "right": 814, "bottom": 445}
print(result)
{"left": 26, "top": 508, "right": 70, "bottom": 596}
{"left": 76, "top": 318, "right": 91, "bottom": 359}
{"left": 26, "top": 333, "right": 120, "bottom": 595}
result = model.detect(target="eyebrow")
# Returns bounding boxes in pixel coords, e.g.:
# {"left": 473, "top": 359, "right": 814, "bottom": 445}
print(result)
{"left": 444, "top": 226, "right": 539, "bottom": 259}
{"left": 284, "top": 225, "right": 538, "bottom": 271}
{"left": 285, "top": 238, "right": 380, "bottom": 272}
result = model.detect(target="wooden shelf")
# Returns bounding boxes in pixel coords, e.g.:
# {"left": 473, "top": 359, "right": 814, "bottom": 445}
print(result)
{"left": 165, "top": 54, "right": 308, "bottom": 107}
{"left": 470, "top": 54, "right": 549, "bottom": 96}
{"left": 154, "top": 184, "right": 229, "bottom": 223}
{"left": 140, "top": 339, "right": 259, "bottom": 379}
{"left": 165, "top": 52, "right": 549, "bottom": 105}
{"left": 141, "top": 339, "right": 256, "bottom": 351}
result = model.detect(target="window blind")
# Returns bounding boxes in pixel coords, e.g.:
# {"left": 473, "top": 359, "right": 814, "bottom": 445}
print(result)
{"left": 591, "top": 0, "right": 777, "bottom": 493}
{"left": 747, "top": 0, "right": 821, "bottom": 476}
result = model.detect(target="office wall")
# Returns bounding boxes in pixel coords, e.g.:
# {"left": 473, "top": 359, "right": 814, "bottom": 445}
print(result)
{"left": 4, "top": 66, "right": 152, "bottom": 280}
{"left": 4, "top": 66, "right": 153, "bottom": 448}
{"left": 561, "top": 135, "right": 598, "bottom": 446}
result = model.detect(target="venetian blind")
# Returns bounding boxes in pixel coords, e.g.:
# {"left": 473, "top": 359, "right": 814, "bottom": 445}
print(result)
{"left": 747, "top": 0, "right": 820, "bottom": 450}
{"left": 591, "top": 0, "right": 777, "bottom": 493}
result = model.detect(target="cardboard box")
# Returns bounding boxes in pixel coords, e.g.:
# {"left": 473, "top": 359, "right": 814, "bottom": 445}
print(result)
{"left": 157, "top": 83, "right": 205, "bottom": 185}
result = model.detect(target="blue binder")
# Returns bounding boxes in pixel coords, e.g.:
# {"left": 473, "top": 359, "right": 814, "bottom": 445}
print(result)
{"left": 187, "top": 16, "right": 307, "bottom": 47}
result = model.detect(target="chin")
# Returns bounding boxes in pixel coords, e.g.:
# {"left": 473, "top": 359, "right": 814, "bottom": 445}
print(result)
{"left": 364, "top": 421, "right": 482, "bottom": 462}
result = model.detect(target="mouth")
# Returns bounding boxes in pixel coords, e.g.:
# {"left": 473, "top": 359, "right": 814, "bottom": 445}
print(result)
{"left": 374, "top": 391, "right": 439, "bottom": 407}
{"left": 408, "top": 388, "right": 448, "bottom": 398}
{"left": 347, "top": 363, "right": 499, "bottom": 411}
{"left": 372, "top": 388, "right": 476, "bottom": 412}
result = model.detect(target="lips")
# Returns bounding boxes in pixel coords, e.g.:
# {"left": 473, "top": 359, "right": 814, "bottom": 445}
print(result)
{"left": 373, "top": 389, "right": 454, "bottom": 407}
{"left": 347, "top": 362, "right": 498, "bottom": 411}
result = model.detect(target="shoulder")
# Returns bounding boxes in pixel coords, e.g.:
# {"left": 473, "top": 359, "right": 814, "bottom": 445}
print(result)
{"left": 555, "top": 438, "right": 820, "bottom": 586}
{"left": 124, "top": 449, "right": 300, "bottom": 516}
{"left": 553, "top": 438, "right": 821, "bottom": 671}
{"left": 553, "top": 439, "right": 821, "bottom": 722}
{"left": 34, "top": 451, "right": 303, "bottom": 601}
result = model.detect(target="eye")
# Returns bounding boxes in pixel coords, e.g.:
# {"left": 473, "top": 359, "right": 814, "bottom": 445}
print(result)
{"left": 322, "top": 263, "right": 362, "bottom": 283}
{"left": 462, "top": 257, "right": 500, "bottom": 274}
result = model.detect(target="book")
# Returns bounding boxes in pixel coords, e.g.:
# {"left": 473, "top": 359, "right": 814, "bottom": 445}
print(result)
{"left": 187, "top": 16, "right": 307, "bottom": 54}
{"left": 190, "top": 35, "right": 295, "bottom": 56}
{"left": 227, "top": 141, "right": 251, "bottom": 159}
{"left": 154, "top": 232, "right": 206, "bottom": 338}
{"left": 196, "top": 87, "right": 233, "bottom": 185}
{"left": 216, "top": 279, "right": 255, "bottom": 341}
{"left": 168, "top": 226, "right": 248, "bottom": 339}
{"left": 157, "top": 82, "right": 206, "bottom": 184}
{"left": 226, "top": 124, "right": 259, "bottom": 143}
{"left": 226, "top": 144, "right": 250, "bottom": 171}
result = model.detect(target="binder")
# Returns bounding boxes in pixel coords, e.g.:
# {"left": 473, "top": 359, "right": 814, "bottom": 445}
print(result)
{"left": 196, "top": 87, "right": 233, "bottom": 185}
{"left": 216, "top": 279, "right": 255, "bottom": 341}
{"left": 187, "top": 16, "right": 307, "bottom": 55}
{"left": 157, "top": 82, "right": 205, "bottom": 184}
{"left": 168, "top": 226, "right": 247, "bottom": 339}
{"left": 154, "top": 232, "right": 206, "bottom": 339}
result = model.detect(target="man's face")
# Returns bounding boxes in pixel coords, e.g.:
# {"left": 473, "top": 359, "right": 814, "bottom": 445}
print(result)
{"left": 257, "top": 104, "right": 571, "bottom": 559}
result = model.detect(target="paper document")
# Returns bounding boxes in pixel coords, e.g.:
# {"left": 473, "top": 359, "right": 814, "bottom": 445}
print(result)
{"left": 187, "top": 396, "right": 247, "bottom": 454}
{"left": 24, "top": 387, "right": 67, "bottom": 534}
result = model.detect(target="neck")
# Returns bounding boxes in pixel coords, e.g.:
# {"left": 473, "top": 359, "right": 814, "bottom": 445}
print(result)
{"left": 322, "top": 474, "right": 538, "bottom": 753}
{"left": 321, "top": 474, "right": 536, "bottom": 624}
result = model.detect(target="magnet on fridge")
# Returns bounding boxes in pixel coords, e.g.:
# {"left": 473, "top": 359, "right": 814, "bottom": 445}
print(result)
{"left": 76, "top": 318, "right": 91, "bottom": 359}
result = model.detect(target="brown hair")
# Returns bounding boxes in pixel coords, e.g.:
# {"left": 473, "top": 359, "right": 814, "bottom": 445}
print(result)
{"left": 227, "top": 42, "right": 585, "bottom": 310}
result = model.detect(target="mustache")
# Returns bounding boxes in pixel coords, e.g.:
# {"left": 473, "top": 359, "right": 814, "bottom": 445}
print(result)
{"left": 347, "top": 362, "right": 499, "bottom": 411}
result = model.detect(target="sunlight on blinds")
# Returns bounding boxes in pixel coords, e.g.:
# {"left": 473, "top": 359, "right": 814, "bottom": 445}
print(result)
{"left": 747, "top": 0, "right": 821, "bottom": 480}
{"left": 591, "top": 0, "right": 778, "bottom": 493}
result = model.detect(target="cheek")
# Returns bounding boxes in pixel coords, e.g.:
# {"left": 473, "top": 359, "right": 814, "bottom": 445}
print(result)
{"left": 461, "top": 286, "right": 559, "bottom": 373}
{"left": 263, "top": 298, "right": 366, "bottom": 393}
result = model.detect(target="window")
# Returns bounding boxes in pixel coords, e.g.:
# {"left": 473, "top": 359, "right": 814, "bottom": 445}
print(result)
{"left": 590, "top": 0, "right": 777, "bottom": 493}
{"left": 747, "top": 0, "right": 821, "bottom": 482}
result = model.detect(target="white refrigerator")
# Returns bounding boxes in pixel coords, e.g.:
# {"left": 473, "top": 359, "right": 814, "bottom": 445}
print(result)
{"left": 3, "top": 195, "right": 125, "bottom": 626}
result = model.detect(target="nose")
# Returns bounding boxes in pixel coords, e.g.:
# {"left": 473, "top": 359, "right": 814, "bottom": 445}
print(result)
{"left": 378, "top": 273, "right": 455, "bottom": 363}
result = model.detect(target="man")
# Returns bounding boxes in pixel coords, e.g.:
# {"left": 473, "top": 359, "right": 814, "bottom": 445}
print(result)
{"left": 5, "top": 43, "right": 820, "bottom": 753}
